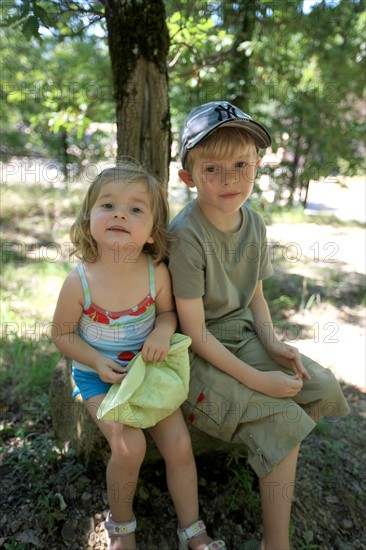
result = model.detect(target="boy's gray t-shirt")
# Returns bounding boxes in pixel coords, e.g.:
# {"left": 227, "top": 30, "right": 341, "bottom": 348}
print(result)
{"left": 168, "top": 200, "right": 273, "bottom": 341}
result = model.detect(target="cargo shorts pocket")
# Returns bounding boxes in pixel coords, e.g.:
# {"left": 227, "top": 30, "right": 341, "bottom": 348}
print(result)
{"left": 244, "top": 430, "right": 276, "bottom": 477}
{"left": 182, "top": 378, "right": 239, "bottom": 442}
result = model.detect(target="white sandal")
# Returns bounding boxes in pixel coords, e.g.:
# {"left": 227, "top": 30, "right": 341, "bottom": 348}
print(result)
{"left": 177, "top": 519, "right": 226, "bottom": 550}
{"left": 104, "top": 511, "right": 138, "bottom": 549}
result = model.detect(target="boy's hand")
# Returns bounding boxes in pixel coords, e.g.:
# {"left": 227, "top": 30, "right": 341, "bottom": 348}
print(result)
{"left": 141, "top": 331, "right": 170, "bottom": 363}
{"left": 95, "top": 356, "right": 127, "bottom": 384}
{"left": 266, "top": 340, "right": 311, "bottom": 380}
{"left": 256, "top": 370, "right": 304, "bottom": 398}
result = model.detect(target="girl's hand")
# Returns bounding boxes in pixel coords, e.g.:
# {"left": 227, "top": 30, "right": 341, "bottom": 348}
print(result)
{"left": 266, "top": 340, "right": 311, "bottom": 381}
{"left": 254, "top": 370, "right": 304, "bottom": 398}
{"left": 141, "top": 331, "right": 170, "bottom": 363}
{"left": 94, "top": 356, "right": 127, "bottom": 384}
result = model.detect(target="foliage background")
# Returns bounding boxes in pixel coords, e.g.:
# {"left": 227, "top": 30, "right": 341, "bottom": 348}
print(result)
{"left": 1, "top": 0, "right": 365, "bottom": 202}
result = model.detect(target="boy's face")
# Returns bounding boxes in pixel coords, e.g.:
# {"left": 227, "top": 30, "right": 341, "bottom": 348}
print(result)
{"left": 179, "top": 148, "right": 261, "bottom": 230}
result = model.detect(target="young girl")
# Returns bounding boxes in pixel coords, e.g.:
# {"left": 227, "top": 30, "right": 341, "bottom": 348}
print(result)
{"left": 52, "top": 162, "right": 226, "bottom": 550}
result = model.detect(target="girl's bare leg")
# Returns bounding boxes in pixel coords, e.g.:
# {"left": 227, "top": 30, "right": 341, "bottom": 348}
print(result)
{"left": 86, "top": 395, "right": 146, "bottom": 550}
{"left": 149, "top": 409, "right": 213, "bottom": 550}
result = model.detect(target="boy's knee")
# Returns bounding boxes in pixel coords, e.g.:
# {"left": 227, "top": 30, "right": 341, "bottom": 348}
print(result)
{"left": 311, "top": 362, "right": 342, "bottom": 397}
{"left": 301, "top": 360, "right": 350, "bottom": 419}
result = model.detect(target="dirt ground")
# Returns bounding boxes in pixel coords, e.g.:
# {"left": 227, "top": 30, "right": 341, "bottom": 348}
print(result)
{"left": 1, "top": 385, "right": 364, "bottom": 549}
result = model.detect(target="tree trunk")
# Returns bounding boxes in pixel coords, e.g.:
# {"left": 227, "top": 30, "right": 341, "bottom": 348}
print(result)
{"left": 302, "top": 179, "right": 310, "bottom": 208}
{"left": 49, "top": 356, "right": 248, "bottom": 463}
{"left": 103, "top": 0, "right": 171, "bottom": 187}
{"left": 288, "top": 135, "right": 302, "bottom": 207}
{"left": 60, "top": 129, "right": 70, "bottom": 181}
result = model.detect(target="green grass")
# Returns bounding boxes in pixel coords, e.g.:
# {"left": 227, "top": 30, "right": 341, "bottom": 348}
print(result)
{"left": 0, "top": 183, "right": 83, "bottom": 224}
{"left": 0, "top": 185, "right": 81, "bottom": 414}
{"left": 1, "top": 237, "right": 70, "bottom": 399}
{"left": 265, "top": 203, "right": 365, "bottom": 229}
{"left": 225, "top": 450, "right": 260, "bottom": 513}
{"left": 1, "top": 258, "right": 72, "bottom": 333}
{"left": 1, "top": 336, "right": 60, "bottom": 396}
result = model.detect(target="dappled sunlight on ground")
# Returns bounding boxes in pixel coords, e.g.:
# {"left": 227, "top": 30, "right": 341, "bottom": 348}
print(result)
{"left": 266, "top": 220, "right": 366, "bottom": 392}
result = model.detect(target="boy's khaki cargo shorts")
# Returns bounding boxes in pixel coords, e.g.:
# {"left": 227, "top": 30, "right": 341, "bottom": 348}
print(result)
{"left": 182, "top": 330, "right": 350, "bottom": 478}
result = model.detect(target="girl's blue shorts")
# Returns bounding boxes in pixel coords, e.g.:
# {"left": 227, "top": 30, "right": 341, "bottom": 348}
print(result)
{"left": 72, "top": 367, "right": 112, "bottom": 401}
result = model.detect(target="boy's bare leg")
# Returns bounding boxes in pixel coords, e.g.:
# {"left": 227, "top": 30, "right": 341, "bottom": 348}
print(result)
{"left": 259, "top": 444, "right": 300, "bottom": 550}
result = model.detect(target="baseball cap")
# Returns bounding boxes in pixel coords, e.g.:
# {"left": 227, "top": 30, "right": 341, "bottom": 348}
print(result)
{"left": 179, "top": 101, "right": 272, "bottom": 168}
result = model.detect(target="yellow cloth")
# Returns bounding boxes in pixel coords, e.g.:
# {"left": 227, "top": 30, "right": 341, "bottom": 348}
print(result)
{"left": 97, "top": 333, "right": 191, "bottom": 429}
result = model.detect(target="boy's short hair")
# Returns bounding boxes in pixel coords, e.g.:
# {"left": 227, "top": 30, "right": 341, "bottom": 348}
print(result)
{"left": 184, "top": 127, "right": 259, "bottom": 173}
{"left": 180, "top": 101, "right": 271, "bottom": 169}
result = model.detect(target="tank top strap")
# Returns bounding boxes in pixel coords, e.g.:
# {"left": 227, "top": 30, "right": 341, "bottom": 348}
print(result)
{"left": 148, "top": 255, "right": 156, "bottom": 299}
{"left": 77, "top": 262, "right": 92, "bottom": 309}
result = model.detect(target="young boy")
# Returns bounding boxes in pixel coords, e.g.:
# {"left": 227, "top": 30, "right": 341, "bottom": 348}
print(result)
{"left": 168, "top": 101, "right": 350, "bottom": 550}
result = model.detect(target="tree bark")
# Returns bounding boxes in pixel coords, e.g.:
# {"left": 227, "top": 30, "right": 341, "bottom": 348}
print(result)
{"left": 102, "top": 0, "right": 171, "bottom": 187}
{"left": 302, "top": 179, "right": 310, "bottom": 208}
{"left": 288, "top": 136, "right": 301, "bottom": 206}
{"left": 49, "top": 356, "right": 247, "bottom": 463}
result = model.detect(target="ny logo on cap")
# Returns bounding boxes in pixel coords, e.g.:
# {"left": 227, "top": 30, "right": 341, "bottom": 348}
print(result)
{"left": 214, "top": 103, "right": 238, "bottom": 121}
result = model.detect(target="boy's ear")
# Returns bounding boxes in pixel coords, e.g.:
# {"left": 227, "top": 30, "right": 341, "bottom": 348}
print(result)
{"left": 255, "top": 156, "right": 262, "bottom": 168}
{"left": 178, "top": 169, "right": 196, "bottom": 188}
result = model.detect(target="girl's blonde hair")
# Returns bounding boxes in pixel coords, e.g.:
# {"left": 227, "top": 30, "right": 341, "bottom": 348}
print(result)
{"left": 185, "top": 127, "right": 259, "bottom": 172}
{"left": 70, "top": 160, "right": 170, "bottom": 263}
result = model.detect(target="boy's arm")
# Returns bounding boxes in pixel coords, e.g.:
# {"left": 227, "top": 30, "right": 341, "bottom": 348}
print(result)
{"left": 248, "top": 280, "right": 311, "bottom": 380}
{"left": 51, "top": 270, "right": 126, "bottom": 384}
{"left": 175, "top": 296, "right": 305, "bottom": 397}
{"left": 141, "top": 262, "right": 177, "bottom": 363}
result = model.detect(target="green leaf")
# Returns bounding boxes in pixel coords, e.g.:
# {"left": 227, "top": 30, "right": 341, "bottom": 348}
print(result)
{"left": 21, "top": 15, "right": 39, "bottom": 39}
{"left": 33, "top": 3, "right": 57, "bottom": 28}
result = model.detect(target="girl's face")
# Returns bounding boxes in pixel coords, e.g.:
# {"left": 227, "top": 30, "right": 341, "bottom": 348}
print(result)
{"left": 90, "top": 180, "right": 154, "bottom": 253}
